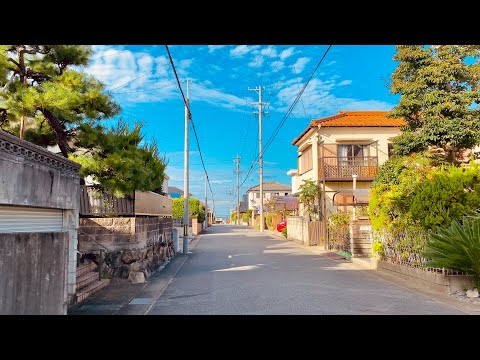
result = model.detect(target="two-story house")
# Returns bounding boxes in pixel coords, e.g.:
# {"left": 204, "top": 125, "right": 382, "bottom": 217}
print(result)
{"left": 246, "top": 182, "right": 292, "bottom": 213}
{"left": 288, "top": 110, "right": 405, "bottom": 216}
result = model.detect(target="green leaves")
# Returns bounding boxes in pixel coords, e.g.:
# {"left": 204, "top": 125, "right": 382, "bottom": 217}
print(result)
{"left": 70, "top": 120, "right": 166, "bottom": 198}
{"left": 298, "top": 179, "right": 321, "bottom": 219}
{"left": 0, "top": 45, "right": 120, "bottom": 157}
{"left": 423, "top": 215, "right": 480, "bottom": 289}
{"left": 389, "top": 45, "right": 480, "bottom": 157}
{"left": 172, "top": 198, "right": 205, "bottom": 223}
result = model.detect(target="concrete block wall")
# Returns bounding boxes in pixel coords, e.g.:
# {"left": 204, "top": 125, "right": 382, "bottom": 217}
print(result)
{"left": 286, "top": 216, "right": 308, "bottom": 244}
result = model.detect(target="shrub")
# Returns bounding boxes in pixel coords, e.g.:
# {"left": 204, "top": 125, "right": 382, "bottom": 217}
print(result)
{"left": 266, "top": 214, "right": 273, "bottom": 228}
{"left": 423, "top": 215, "right": 480, "bottom": 289}
{"left": 369, "top": 153, "right": 433, "bottom": 231}
{"left": 372, "top": 241, "right": 384, "bottom": 257}
{"left": 282, "top": 227, "right": 287, "bottom": 238}
{"left": 410, "top": 164, "right": 480, "bottom": 230}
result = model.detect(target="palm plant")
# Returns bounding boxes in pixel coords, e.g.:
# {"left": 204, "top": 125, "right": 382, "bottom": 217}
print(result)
{"left": 423, "top": 215, "right": 480, "bottom": 289}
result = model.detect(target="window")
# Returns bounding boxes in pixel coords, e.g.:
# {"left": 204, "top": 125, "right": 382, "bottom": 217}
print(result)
{"left": 338, "top": 144, "right": 368, "bottom": 166}
{"left": 285, "top": 193, "right": 288, "bottom": 196}
{"left": 299, "top": 146, "right": 313, "bottom": 174}
{"left": 256, "top": 193, "right": 260, "bottom": 199}
{"left": 388, "top": 143, "right": 394, "bottom": 158}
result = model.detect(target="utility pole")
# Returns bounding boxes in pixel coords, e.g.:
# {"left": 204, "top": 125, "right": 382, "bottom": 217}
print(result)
{"left": 205, "top": 173, "right": 208, "bottom": 228}
{"left": 248, "top": 86, "right": 269, "bottom": 232}
{"left": 234, "top": 155, "right": 241, "bottom": 225}
{"left": 183, "top": 79, "right": 191, "bottom": 254}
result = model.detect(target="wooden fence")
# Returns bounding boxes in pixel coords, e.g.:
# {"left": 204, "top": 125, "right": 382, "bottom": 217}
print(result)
{"left": 308, "top": 221, "right": 325, "bottom": 247}
{"left": 80, "top": 186, "right": 172, "bottom": 217}
{"left": 80, "top": 186, "right": 134, "bottom": 216}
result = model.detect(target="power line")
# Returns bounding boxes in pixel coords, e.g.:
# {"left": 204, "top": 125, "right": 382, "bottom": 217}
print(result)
{"left": 108, "top": 62, "right": 170, "bottom": 92}
{"left": 239, "top": 45, "right": 332, "bottom": 188}
{"left": 263, "top": 45, "right": 332, "bottom": 154}
{"left": 165, "top": 45, "right": 216, "bottom": 215}
{"left": 108, "top": 72, "right": 151, "bottom": 91}
{"left": 111, "top": 82, "right": 175, "bottom": 94}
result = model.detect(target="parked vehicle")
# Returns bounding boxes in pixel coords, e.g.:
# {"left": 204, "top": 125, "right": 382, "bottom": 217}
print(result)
{"left": 276, "top": 220, "right": 287, "bottom": 232}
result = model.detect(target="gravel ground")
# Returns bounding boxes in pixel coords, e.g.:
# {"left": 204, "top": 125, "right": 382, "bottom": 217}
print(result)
{"left": 451, "top": 289, "right": 480, "bottom": 303}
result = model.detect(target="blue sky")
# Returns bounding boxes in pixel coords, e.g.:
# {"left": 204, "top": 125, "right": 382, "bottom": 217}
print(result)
{"left": 84, "top": 45, "right": 400, "bottom": 218}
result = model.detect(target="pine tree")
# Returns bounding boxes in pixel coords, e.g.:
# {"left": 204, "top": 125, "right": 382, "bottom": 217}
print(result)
{"left": 70, "top": 120, "right": 166, "bottom": 197}
{"left": 0, "top": 45, "right": 120, "bottom": 157}
{"left": 389, "top": 45, "right": 480, "bottom": 161}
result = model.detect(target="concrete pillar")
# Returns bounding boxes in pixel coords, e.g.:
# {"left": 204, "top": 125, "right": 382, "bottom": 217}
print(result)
{"left": 64, "top": 209, "right": 79, "bottom": 310}
{"left": 172, "top": 228, "right": 179, "bottom": 253}
{"left": 312, "top": 133, "right": 320, "bottom": 183}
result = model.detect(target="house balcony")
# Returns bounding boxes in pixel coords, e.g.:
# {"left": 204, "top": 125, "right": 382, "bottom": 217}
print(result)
{"left": 319, "top": 156, "right": 378, "bottom": 181}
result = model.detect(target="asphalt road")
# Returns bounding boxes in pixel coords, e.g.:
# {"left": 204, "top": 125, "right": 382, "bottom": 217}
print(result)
{"left": 147, "top": 225, "right": 464, "bottom": 315}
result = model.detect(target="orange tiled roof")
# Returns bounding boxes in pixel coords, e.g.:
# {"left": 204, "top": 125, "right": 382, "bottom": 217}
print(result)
{"left": 292, "top": 110, "right": 406, "bottom": 145}
{"left": 313, "top": 111, "right": 406, "bottom": 127}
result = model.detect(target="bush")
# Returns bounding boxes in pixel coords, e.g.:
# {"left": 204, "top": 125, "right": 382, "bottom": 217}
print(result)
{"left": 410, "top": 164, "right": 480, "bottom": 230}
{"left": 172, "top": 197, "right": 205, "bottom": 223}
{"left": 423, "top": 215, "right": 480, "bottom": 289}
{"left": 369, "top": 153, "right": 433, "bottom": 231}
{"left": 372, "top": 241, "right": 384, "bottom": 257}
{"left": 282, "top": 227, "right": 287, "bottom": 238}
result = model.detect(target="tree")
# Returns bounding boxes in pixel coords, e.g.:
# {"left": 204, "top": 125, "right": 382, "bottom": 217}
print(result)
{"left": 298, "top": 179, "right": 321, "bottom": 220}
{"left": 0, "top": 45, "right": 120, "bottom": 157}
{"left": 70, "top": 120, "right": 166, "bottom": 197}
{"left": 389, "top": 45, "right": 480, "bottom": 161}
{"left": 172, "top": 197, "right": 205, "bottom": 223}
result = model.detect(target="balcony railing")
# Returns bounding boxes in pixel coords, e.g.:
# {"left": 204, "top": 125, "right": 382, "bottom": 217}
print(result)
{"left": 319, "top": 156, "right": 378, "bottom": 180}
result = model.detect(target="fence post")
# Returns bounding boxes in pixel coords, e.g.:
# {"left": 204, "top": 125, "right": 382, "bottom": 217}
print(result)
{"left": 98, "top": 249, "right": 103, "bottom": 281}
{"left": 172, "top": 228, "right": 179, "bottom": 254}
{"left": 349, "top": 221, "right": 355, "bottom": 257}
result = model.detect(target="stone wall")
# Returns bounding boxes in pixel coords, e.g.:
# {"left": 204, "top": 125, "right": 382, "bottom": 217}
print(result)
{"left": 79, "top": 217, "right": 174, "bottom": 283}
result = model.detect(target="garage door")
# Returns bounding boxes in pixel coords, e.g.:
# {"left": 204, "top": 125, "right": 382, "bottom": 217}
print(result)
{"left": 0, "top": 206, "right": 64, "bottom": 233}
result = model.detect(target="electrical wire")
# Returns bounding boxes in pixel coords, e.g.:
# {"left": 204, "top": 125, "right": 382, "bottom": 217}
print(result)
{"left": 165, "top": 45, "right": 216, "bottom": 215}
{"left": 239, "top": 45, "right": 332, "bottom": 188}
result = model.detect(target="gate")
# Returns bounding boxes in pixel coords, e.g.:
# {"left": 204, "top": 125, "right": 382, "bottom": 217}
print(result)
{"left": 308, "top": 221, "right": 325, "bottom": 247}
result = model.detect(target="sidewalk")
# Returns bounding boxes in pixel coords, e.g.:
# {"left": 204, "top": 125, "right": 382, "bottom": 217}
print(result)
{"left": 68, "top": 234, "right": 203, "bottom": 315}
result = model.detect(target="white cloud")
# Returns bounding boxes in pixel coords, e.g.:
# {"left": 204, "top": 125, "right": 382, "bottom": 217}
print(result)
{"left": 208, "top": 45, "right": 226, "bottom": 53}
{"left": 84, "top": 47, "right": 178, "bottom": 104}
{"left": 189, "top": 82, "right": 250, "bottom": 111}
{"left": 248, "top": 56, "right": 264, "bottom": 68}
{"left": 210, "top": 64, "right": 222, "bottom": 72}
{"left": 291, "top": 57, "right": 311, "bottom": 74}
{"left": 338, "top": 80, "right": 352, "bottom": 86}
{"left": 274, "top": 78, "right": 394, "bottom": 116}
{"left": 280, "top": 47, "right": 295, "bottom": 60}
{"left": 179, "top": 59, "right": 193, "bottom": 68}
{"left": 230, "top": 45, "right": 253, "bottom": 57}
{"left": 271, "top": 61, "right": 285, "bottom": 72}
{"left": 326, "top": 60, "right": 337, "bottom": 66}
{"left": 260, "top": 46, "right": 277, "bottom": 57}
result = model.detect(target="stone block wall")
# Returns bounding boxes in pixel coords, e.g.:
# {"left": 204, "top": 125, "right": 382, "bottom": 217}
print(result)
{"left": 78, "top": 217, "right": 174, "bottom": 282}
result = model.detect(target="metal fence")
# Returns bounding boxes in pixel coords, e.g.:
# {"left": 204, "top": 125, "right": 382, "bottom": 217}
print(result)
{"left": 373, "top": 228, "right": 468, "bottom": 275}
